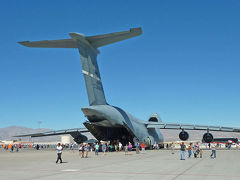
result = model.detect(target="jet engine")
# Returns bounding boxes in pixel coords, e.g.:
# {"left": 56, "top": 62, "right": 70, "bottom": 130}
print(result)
{"left": 179, "top": 131, "right": 189, "bottom": 141}
{"left": 202, "top": 133, "right": 213, "bottom": 143}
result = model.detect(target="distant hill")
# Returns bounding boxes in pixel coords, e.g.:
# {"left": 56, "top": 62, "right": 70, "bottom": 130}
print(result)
{"left": 0, "top": 126, "right": 95, "bottom": 142}
{"left": 0, "top": 126, "right": 239, "bottom": 143}
{"left": 0, "top": 126, "right": 60, "bottom": 142}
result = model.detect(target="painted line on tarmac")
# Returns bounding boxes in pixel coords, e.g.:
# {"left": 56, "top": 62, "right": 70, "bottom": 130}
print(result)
{"left": 61, "top": 169, "right": 80, "bottom": 172}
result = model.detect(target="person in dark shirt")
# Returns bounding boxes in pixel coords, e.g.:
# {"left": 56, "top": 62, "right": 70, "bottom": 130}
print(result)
{"left": 180, "top": 142, "right": 186, "bottom": 160}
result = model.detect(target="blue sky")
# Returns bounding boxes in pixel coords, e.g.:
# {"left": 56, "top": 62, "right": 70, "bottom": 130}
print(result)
{"left": 0, "top": 1, "right": 240, "bottom": 129}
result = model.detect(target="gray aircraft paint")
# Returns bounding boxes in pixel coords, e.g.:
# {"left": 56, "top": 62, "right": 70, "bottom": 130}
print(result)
{"left": 17, "top": 28, "right": 240, "bottom": 145}
{"left": 18, "top": 28, "right": 164, "bottom": 146}
{"left": 70, "top": 33, "right": 106, "bottom": 106}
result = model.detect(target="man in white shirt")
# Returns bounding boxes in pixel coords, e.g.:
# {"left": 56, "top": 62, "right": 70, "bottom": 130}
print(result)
{"left": 119, "top": 142, "right": 122, "bottom": 151}
{"left": 210, "top": 143, "right": 216, "bottom": 158}
{"left": 56, "top": 143, "right": 63, "bottom": 163}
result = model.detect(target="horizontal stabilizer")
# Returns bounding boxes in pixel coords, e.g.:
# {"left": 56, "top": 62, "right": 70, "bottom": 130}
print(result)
{"left": 18, "top": 39, "right": 78, "bottom": 48}
{"left": 86, "top": 27, "right": 142, "bottom": 48}
{"left": 18, "top": 28, "right": 142, "bottom": 50}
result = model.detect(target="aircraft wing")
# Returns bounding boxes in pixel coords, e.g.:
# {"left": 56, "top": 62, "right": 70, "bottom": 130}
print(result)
{"left": 146, "top": 122, "right": 240, "bottom": 132}
{"left": 14, "top": 128, "right": 89, "bottom": 138}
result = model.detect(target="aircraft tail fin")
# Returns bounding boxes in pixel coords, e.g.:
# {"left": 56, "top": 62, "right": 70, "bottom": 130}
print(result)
{"left": 18, "top": 28, "right": 142, "bottom": 106}
{"left": 69, "top": 28, "right": 142, "bottom": 105}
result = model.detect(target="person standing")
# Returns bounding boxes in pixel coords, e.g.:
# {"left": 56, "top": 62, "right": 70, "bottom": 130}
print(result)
{"left": 180, "top": 142, "right": 186, "bottom": 160}
{"left": 119, "top": 142, "right": 122, "bottom": 151}
{"left": 124, "top": 144, "right": 128, "bottom": 155}
{"left": 9, "top": 144, "right": 13, "bottom": 152}
{"left": 128, "top": 142, "right": 132, "bottom": 154}
{"left": 102, "top": 143, "right": 106, "bottom": 155}
{"left": 210, "top": 144, "right": 216, "bottom": 158}
{"left": 85, "top": 144, "right": 89, "bottom": 158}
{"left": 136, "top": 143, "right": 140, "bottom": 154}
{"left": 15, "top": 144, "right": 19, "bottom": 152}
{"left": 141, "top": 143, "right": 145, "bottom": 152}
{"left": 188, "top": 143, "right": 192, "bottom": 158}
{"left": 81, "top": 144, "right": 85, "bottom": 158}
{"left": 199, "top": 149, "right": 203, "bottom": 158}
{"left": 171, "top": 142, "right": 175, "bottom": 154}
{"left": 95, "top": 143, "right": 99, "bottom": 155}
{"left": 236, "top": 143, "right": 239, "bottom": 150}
{"left": 79, "top": 144, "right": 83, "bottom": 157}
{"left": 193, "top": 144, "right": 198, "bottom": 158}
{"left": 56, "top": 143, "right": 63, "bottom": 163}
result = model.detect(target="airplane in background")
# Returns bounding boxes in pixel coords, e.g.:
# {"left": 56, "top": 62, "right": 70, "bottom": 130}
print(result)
{"left": 16, "top": 28, "right": 240, "bottom": 147}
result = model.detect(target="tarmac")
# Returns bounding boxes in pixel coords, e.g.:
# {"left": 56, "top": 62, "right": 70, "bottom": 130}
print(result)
{"left": 0, "top": 149, "right": 239, "bottom": 180}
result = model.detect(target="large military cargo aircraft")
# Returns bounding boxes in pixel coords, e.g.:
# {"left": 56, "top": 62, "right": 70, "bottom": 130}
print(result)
{"left": 16, "top": 28, "right": 240, "bottom": 146}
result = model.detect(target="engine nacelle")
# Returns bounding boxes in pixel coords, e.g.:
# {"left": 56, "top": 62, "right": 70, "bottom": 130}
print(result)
{"left": 179, "top": 131, "right": 189, "bottom": 141}
{"left": 203, "top": 133, "right": 213, "bottom": 143}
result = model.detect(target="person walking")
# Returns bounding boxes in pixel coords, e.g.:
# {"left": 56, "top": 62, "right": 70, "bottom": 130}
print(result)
{"left": 180, "top": 142, "right": 186, "bottom": 160}
{"left": 56, "top": 143, "right": 63, "bottom": 163}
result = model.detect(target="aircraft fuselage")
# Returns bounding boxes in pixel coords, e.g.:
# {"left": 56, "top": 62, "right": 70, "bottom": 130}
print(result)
{"left": 81, "top": 105, "right": 164, "bottom": 146}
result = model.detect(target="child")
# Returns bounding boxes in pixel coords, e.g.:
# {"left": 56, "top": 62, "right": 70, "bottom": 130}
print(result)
{"left": 200, "top": 149, "right": 203, "bottom": 158}
{"left": 124, "top": 144, "right": 128, "bottom": 155}
{"left": 85, "top": 144, "right": 89, "bottom": 158}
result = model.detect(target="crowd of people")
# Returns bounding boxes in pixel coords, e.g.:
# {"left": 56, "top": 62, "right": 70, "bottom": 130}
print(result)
{"left": 54, "top": 141, "right": 222, "bottom": 163}
{"left": 1, "top": 143, "right": 22, "bottom": 152}
{"left": 179, "top": 142, "right": 217, "bottom": 160}
{"left": 1, "top": 140, "right": 236, "bottom": 164}
{"left": 54, "top": 141, "right": 147, "bottom": 163}
{"left": 0, "top": 143, "right": 55, "bottom": 152}
{"left": 76, "top": 141, "right": 147, "bottom": 157}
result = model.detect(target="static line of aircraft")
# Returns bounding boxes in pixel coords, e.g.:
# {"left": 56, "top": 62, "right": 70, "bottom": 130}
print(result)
{"left": 16, "top": 28, "right": 240, "bottom": 147}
